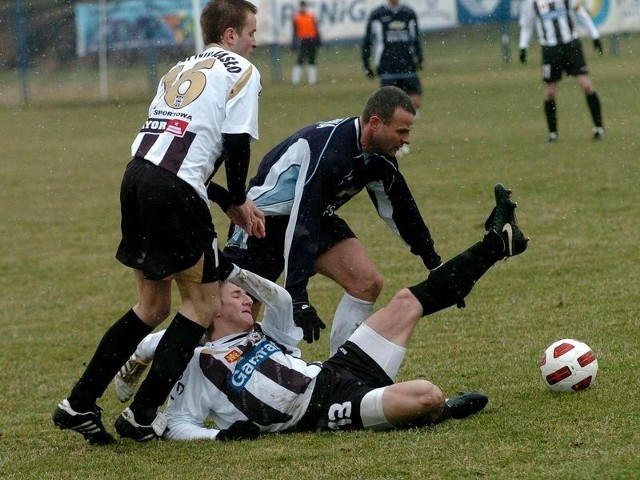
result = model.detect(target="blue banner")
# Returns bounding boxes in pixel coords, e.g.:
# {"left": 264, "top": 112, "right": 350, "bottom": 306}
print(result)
{"left": 75, "top": 0, "right": 198, "bottom": 56}
{"left": 457, "top": 0, "right": 511, "bottom": 24}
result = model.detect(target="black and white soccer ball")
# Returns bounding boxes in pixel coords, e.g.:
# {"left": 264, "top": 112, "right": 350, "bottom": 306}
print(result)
{"left": 539, "top": 339, "right": 598, "bottom": 392}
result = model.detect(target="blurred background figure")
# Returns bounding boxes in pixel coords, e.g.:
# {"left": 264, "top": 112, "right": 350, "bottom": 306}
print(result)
{"left": 292, "top": 0, "right": 321, "bottom": 86}
{"left": 362, "top": 0, "right": 423, "bottom": 157}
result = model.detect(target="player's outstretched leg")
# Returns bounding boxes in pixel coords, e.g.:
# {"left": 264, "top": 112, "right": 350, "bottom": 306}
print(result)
{"left": 408, "top": 183, "right": 528, "bottom": 316}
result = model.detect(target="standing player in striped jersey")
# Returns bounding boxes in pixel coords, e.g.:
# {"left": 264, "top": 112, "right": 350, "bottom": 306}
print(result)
{"left": 362, "top": 0, "right": 423, "bottom": 156}
{"left": 518, "top": 0, "right": 605, "bottom": 142}
{"left": 224, "top": 86, "right": 442, "bottom": 358}
{"left": 52, "top": 0, "right": 265, "bottom": 445}
{"left": 112, "top": 184, "right": 528, "bottom": 440}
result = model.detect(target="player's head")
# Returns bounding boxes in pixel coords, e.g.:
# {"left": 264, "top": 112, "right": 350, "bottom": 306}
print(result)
{"left": 361, "top": 86, "right": 415, "bottom": 157}
{"left": 201, "top": 0, "right": 258, "bottom": 57}
{"left": 208, "top": 282, "right": 255, "bottom": 340}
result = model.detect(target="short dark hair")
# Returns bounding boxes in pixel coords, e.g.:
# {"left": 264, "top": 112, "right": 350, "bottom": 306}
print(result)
{"left": 201, "top": 0, "right": 258, "bottom": 45}
{"left": 362, "top": 86, "right": 416, "bottom": 123}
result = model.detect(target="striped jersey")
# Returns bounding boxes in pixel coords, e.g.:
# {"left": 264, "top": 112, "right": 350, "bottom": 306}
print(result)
{"left": 362, "top": 3, "right": 422, "bottom": 76}
{"left": 163, "top": 269, "right": 318, "bottom": 440}
{"left": 130, "top": 46, "right": 261, "bottom": 204}
{"left": 519, "top": 0, "right": 600, "bottom": 48}
{"left": 226, "top": 117, "right": 441, "bottom": 302}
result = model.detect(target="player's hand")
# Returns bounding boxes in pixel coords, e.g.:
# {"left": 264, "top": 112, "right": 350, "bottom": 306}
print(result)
{"left": 593, "top": 38, "right": 603, "bottom": 55}
{"left": 364, "top": 66, "right": 375, "bottom": 79}
{"left": 226, "top": 199, "right": 265, "bottom": 238}
{"left": 417, "top": 61, "right": 423, "bottom": 71}
{"left": 216, "top": 420, "right": 260, "bottom": 441}
{"left": 293, "top": 303, "right": 326, "bottom": 343}
{"left": 519, "top": 49, "right": 527, "bottom": 64}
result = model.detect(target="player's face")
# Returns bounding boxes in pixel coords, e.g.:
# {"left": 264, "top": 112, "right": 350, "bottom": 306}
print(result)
{"left": 232, "top": 13, "right": 258, "bottom": 58}
{"left": 219, "top": 284, "right": 254, "bottom": 332}
{"left": 372, "top": 107, "right": 414, "bottom": 158}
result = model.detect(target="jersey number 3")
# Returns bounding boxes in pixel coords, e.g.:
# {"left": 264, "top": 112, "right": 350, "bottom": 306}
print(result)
{"left": 328, "top": 401, "right": 353, "bottom": 429}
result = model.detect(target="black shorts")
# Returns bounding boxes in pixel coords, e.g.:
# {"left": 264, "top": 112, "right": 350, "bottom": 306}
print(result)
{"left": 296, "top": 39, "right": 318, "bottom": 65}
{"left": 380, "top": 75, "right": 422, "bottom": 96}
{"left": 116, "top": 158, "right": 225, "bottom": 283}
{"left": 223, "top": 214, "right": 355, "bottom": 282}
{"left": 296, "top": 341, "right": 393, "bottom": 432}
{"left": 541, "top": 39, "right": 589, "bottom": 83}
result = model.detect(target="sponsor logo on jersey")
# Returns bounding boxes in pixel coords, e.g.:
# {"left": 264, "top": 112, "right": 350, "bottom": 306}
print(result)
{"left": 230, "top": 340, "right": 280, "bottom": 391}
{"left": 224, "top": 349, "right": 242, "bottom": 364}
{"left": 140, "top": 118, "right": 189, "bottom": 137}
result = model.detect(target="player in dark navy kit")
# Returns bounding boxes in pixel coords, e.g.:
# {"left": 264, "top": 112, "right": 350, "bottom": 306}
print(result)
{"left": 223, "top": 86, "right": 440, "bottom": 356}
{"left": 519, "top": 0, "right": 605, "bottom": 142}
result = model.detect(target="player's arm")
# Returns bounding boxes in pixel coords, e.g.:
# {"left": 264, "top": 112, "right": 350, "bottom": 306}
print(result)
{"left": 518, "top": 0, "right": 535, "bottom": 62}
{"left": 573, "top": 1, "right": 602, "bottom": 51}
{"left": 411, "top": 13, "right": 424, "bottom": 70}
{"left": 361, "top": 14, "right": 376, "bottom": 78}
{"left": 366, "top": 164, "right": 441, "bottom": 270}
{"left": 227, "top": 266, "right": 303, "bottom": 350}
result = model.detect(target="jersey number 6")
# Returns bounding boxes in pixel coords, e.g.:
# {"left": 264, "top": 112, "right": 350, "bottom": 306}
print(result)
{"left": 162, "top": 58, "right": 216, "bottom": 109}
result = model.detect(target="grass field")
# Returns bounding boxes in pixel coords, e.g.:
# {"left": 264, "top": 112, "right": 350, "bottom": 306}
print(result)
{"left": 1, "top": 26, "right": 639, "bottom": 479}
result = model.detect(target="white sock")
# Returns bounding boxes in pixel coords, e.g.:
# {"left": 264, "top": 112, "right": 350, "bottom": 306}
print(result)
{"left": 306, "top": 65, "right": 318, "bottom": 85}
{"left": 292, "top": 65, "right": 302, "bottom": 85}
{"left": 330, "top": 293, "right": 374, "bottom": 356}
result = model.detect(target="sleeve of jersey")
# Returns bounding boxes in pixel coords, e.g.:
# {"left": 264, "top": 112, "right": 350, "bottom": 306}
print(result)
{"left": 163, "top": 359, "right": 219, "bottom": 441}
{"left": 222, "top": 63, "right": 261, "bottom": 141}
{"left": 367, "top": 172, "right": 441, "bottom": 270}
{"left": 575, "top": 5, "right": 600, "bottom": 38}
{"left": 518, "top": 1, "right": 535, "bottom": 48}
{"left": 283, "top": 154, "right": 324, "bottom": 305}
{"left": 227, "top": 266, "right": 303, "bottom": 349}
{"left": 412, "top": 15, "right": 423, "bottom": 63}
{"left": 361, "top": 16, "right": 374, "bottom": 65}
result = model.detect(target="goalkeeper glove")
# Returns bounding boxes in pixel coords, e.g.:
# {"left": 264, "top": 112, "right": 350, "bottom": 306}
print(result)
{"left": 217, "top": 421, "right": 260, "bottom": 441}
{"left": 293, "top": 302, "right": 326, "bottom": 343}
{"left": 519, "top": 49, "right": 527, "bottom": 64}
{"left": 593, "top": 38, "right": 603, "bottom": 55}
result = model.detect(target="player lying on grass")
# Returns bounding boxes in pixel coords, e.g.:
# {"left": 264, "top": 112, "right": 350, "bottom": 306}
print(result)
{"left": 109, "top": 184, "right": 528, "bottom": 441}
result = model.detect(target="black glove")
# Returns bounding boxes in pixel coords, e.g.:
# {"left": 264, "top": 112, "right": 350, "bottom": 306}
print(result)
{"left": 217, "top": 420, "right": 260, "bottom": 441}
{"left": 293, "top": 303, "right": 326, "bottom": 343}
{"left": 593, "top": 38, "right": 603, "bottom": 55}
{"left": 519, "top": 49, "right": 527, "bottom": 64}
{"left": 364, "top": 66, "right": 375, "bottom": 79}
{"left": 416, "top": 60, "right": 423, "bottom": 71}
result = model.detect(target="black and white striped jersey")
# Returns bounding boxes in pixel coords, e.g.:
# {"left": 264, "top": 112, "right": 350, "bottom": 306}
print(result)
{"left": 519, "top": 0, "right": 600, "bottom": 48}
{"left": 130, "top": 46, "right": 261, "bottom": 204}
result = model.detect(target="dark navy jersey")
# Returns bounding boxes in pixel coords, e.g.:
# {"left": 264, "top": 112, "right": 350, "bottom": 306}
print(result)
{"left": 362, "top": 4, "right": 422, "bottom": 76}
{"left": 227, "top": 117, "right": 440, "bottom": 300}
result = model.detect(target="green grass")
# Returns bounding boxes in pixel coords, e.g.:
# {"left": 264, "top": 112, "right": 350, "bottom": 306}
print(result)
{"left": 1, "top": 26, "right": 640, "bottom": 479}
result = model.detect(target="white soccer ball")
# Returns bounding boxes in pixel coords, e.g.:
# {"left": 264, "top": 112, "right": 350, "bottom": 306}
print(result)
{"left": 539, "top": 339, "right": 598, "bottom": 392}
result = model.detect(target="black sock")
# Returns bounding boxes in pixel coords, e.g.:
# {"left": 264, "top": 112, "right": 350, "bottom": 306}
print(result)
{"left": 586, "top": 92, "right": 603, "bottom": 128}
{"left": 544, "top": 99, "right": 557, "bottom": 133}
{"left": 68, "top": 309, "right": 153, "bottom": 411}
{"left": 408, "top": 233, "right": 503, "bottom": 316}
{"left": 129, "top": 313, "right": 206, "bottom": 423}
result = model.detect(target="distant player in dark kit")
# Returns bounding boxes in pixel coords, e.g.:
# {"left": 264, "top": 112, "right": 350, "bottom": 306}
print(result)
{"left": 519, "top": 0, "right": 605, "bottom": 142}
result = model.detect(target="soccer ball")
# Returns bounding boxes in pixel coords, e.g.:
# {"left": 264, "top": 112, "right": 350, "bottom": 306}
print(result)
{"left": 539, "top": 339, "right": 598, "bottom": 392}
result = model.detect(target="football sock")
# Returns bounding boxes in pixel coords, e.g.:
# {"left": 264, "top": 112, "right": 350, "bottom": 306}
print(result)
{"left": 408, "top": 233, "right": 503, "bottom": 316}
{"left": 544, "top": 98, "right": 557, "bottom": 133}
{"left": 306, "top": 65, "right": 318, "bottom": 85}
{"left": 330, "top": 293, "right": 374, "bottom": 356}
{"left": 129, "top": 313, "right": 205, "bottom": 424}
{"left": 69, "top": 309, "right": 153, "bottom": 412}
{"left": 292, "top": 65, "right": 303, "bottom": 85}
{"left": 586, "top": 92, "right": 603, "bottom": 127}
